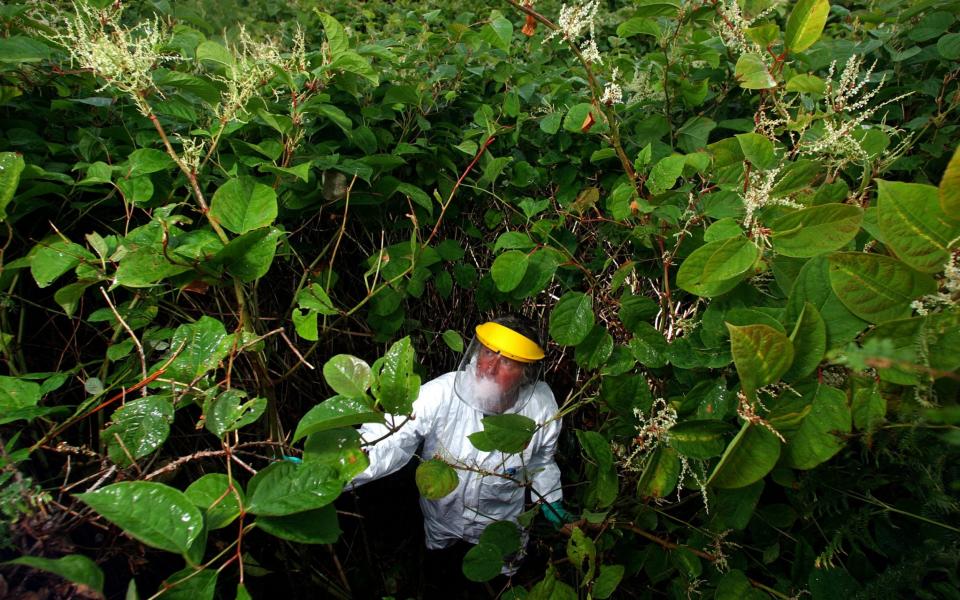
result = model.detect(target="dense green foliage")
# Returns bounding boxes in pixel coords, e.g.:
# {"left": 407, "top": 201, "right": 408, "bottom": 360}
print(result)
{"left": 1, "top": 0, "right": 959, "bottom": 598}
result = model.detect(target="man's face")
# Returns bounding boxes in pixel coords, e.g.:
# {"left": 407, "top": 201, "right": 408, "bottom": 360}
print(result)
{"left": 476, "top": 344, "right": 526, "bottom": 393}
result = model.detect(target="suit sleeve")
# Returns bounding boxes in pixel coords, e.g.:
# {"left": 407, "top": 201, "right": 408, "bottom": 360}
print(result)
{"left": 528, "top": 386, "right": 563, "bottom": 504}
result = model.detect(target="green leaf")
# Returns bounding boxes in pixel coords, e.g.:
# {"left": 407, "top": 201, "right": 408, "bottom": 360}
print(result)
{"left": 563, "top": 103, "right": 607, "bottom": 134}
{"left": 468, "top": 414, "right": 536, "bottom": 454}
{"left": 734, "top": 53, "right": 776, "bottom": 89}
{"left": 771, "top": 204, "right": 863, "bottom": 257}
{"left": 322, "top": 355, "right": 372, "bottom": 398}
{"left": 317, "top": 13, "right": 349, "bottom": 56}
{"left": 785, "top": 256, "right": 867, "bottom": 349}
{"left": 297, "top": 283, "right": 338, "bottom": 315}
{"left": 593, "top": 564, "right": 625, "bottom": 599}
{"left": 617, "top": 17, "right": 661, "bottom": 39}
{"left": 785, "top": 0, "right": 830, "bottom": 53}
{"left": 0, "top": 36, "right": 52, "bottom": 63}
{"left": 736, "top": 133, "right": 777, "bottom": 170}
{"left": 637, "top": 446, "right": 680, "bottom": 499}
{"left": 491, "top": 250, "right": 529, "bottom": 292}
{"left": 938, "top": 33, "right": 960, "bottom": 60}
{"left": 210, "top": 177, "right": 278, "bottom": 235}
{"left": 727, "top": 323, "right": 794, "bottom": 397}
{"left": 710, "top": 481, "right": 764, "bottom": 531}
{"left": 376, "top": 336, "right": 420, "bottom": 415}
{"left": 256, "top": 503, "right": 341, "bottom": 544}
{"left": 481, "top": 16, "right": 513, "bottom": 52}
{"left": 669, "top": 420, "right": 734, "bottom": 459}
{"left": 716, "top": 570, "right": 768, "bottom": 600}
{"left": 197, "top": 40, "right": 234, "bottom": 67}
{"left": 828, "top": 252, "right": 937, "bottom": 324}
{"left": 303, "top": 428, "right": 369, "bottom": 481}
{"left": 104, "top": 396, "right": 174, "bottom": 467}
{"left": 76, "top": 482, "right": 203, "bottom": 555}
{"left": 704, "top": 217, "right": 743, "bottom": 242}
{"left": 5, "top": 555, "right": 104, "bottom": 594}
{"left": 0, "top": 151, "right": 25, "bottom": 221}
{"left": 415, "top": 459, "right": 459, "bottom": 500}
{"left": 203, "top": 389, "right": 266, "bottom": 437}
{"left": 619, "top": 293, "right": 659, "bottom": 332}
{"left": 647, "top": 154, "right": 686, "bottom": 195}
{"left": 328, "top": 51, "right": 379, "bottom": 85}
{"left": 628, "top": 323, "right": 669, "bottom": 368}
{"left": 442, "top": 329, "right": 464, "bottom": 353}
{"left": 462, "top": 542, "right": 503, "bottom": 582}
{"left": 852, "top": 382, "right": 886, "bottom": 434}
{"left": 0, "top": 376, "right": 40, "bottom": 412}
{"left": 246, "top": 461, "right": 342, "bottom": 516}
{"left": 782, "top": 303, "right": 826, "bottom": 382}
{"left": 574, "top": 325, "right": 614, "bottom": 370}
{"left": 184, "top": 473, "right": 244, "bottom": 531}
{"left": 161, "top": 567, "right": 217, "bottom": 600}
{"left": 940, "top": 145, "right": 960, "bottom": 220}
{"left": 217, "top": 227, "right": 281, "bottom": 282}
{"left": 676, "top": 237, "right": 760, "bottom": 297}
{"left": 780, "top": 384, "right": 851, "bottom": 469}
{"left": 786, "top": 74, "right": 826, "bottom": 94}
{"left": 567, "top": 526, "right": 597, "bottom": 581}
{"left": 877, "top": 180, "right": 957, "bottom": 273}
{"left": 293, "top": 395, "right": 383, "bottom": 442}
{"left": 31, "top": 240, "right": 91, "bottom": 289}
{"left": 480, "top": 521, "right": 521, "bottom": 556}
{"left": 127, "top": 148, "right": 174, "bottom": 176}
{"left": 708, "top": 423, "right": 781, "bottom": 489}
{"left": 164, "top": 316, "right": 233, "bottom": 384}
{"left": 549, "top": 292, "right": 595, "bottom": 346}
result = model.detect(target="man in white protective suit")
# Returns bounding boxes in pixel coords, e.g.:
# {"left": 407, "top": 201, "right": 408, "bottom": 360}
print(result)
{"left": 350, "top": 315, "right": 570, "bottom": 576}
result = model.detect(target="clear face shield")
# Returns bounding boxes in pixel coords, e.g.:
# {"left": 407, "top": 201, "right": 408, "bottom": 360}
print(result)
{"left": 453, "top": 322, "right": 545, "bottom": 415}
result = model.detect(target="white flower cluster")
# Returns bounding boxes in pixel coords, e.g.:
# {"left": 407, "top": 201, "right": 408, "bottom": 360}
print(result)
{"left": 600, "top": 67, "right": 622, "bottom": 105}
{"left": 741, "top": 166, "right": 802, "bottom": 238}
{"left": 544, "top": 0, "right": 603, "bottom": 64}
{"left": 623, "top": 64, "right": 666, "bottom": 105}
{"left": 715, "top": 0, "right": 777, "bottom": 58}
{"left": 798, "top": 55, "right": 912, "bottom": 169}
{"left": 911, "top": 252, "right": 960, "bottom": 315}
{"left": 51, "top": 3, "right": 170, "bottom": 116}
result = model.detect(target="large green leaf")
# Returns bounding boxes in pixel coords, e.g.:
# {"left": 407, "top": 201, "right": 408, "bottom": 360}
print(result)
{"left": 30, "top": 240, "right": 92, "bottom": 289}
{"left": 0, "top": 376, "right": 40, "bottom": 412}
{"left": 164, "top": 316, "right": 233, "bottom": 384}
{"left": 76, "top": 482, "right": 204, "bottom": 555}
{"left": 577, "top": 430, "right": 618, "bottom": 509}
{"left": 734, "top": 53, "right": 776, "bottom": 89}
{"left": 303, "top": 428, "right": 370, "bottom": 482}
{"left": 245, "top": 461, "right": 343, "bottom": 516}
{"left": 322, "top": 354, "right": 372, "bottom": 398}
{"left": 668, "top": 420, "right": 734, "bottom": 459}
{"left": 716, "top": 570, "right": 768, "bottom": 600}
{"left": 549, "top": 292, "right": 594, "bottom": 346}
{"left": 255, "top": 503, "right": 341, "bottom": 544}
{"left": 462, "top": 542, "right": 503, "bottom": 582}
{"left": 637, "top": 446, "right": 680, "bottom": 499}
{"left": 708, "top": 423, "right": 781, "bottom": 489}
{"left": 628, "top": 323, "right": 669, "bottom": 368}
{"left": 5, "top": 555, "right": 104, "bottom": 594}
{"left": 785, "top": 256, "right": 867, "bottom": 348}
{"left": 770, "top": 204, "right": 863, "bottom": 258}
{"left": 376, "top": 336, "right": 420, "bottom": 415}
{"left": 317, "top": 13, "right": 349, "bottom": 57}
{"left": 0, "top": 151, "right": 25, "bottom": 221}
{"left": 735, "top": 133, "right": 777, "bottom": 170}
{"left": 104, "top": 396, "right": 174, "bottom": 467}
{"left": 210, "top": 176, "right": 278, "bottom": 235}
{"left": 491, "top": 250, "right": 529, "bottom": 292}
{"left": 184, "top": 473, "right": 244, "bottom": 531}
{"left": 785, "top": 0, "right": 830, "bottom": 53}
{"left": 782, "top": 303, "right": 826, "bottom": 382}
{"left": 676, "top": 237, "right": 760, "bottom": 297}
{"left": 941, "top": 145, "right": 960, "bottom": 219}
{"left": 293, "top": 395, "right": 383, "bottom": 442}
{"left": 574, "top": 325, "right": 614, "bottom": 370}
{"left": 213, "top": 226, "right": 282, "bottom": 282}
{"left": 468, "top": 414, "right": 537, "bottom": 454}
{"left": 726, "top": 323, "right": 794, "bottom": 397}
{"left": 647, "top": 154, "right": 686, "bottom": 195}
{"left": 828, "top": 252, "right": 937, "bottom": 324}
{"left": 415, "top": 459, "right": 460, "bottom": 499}
{"left": 779, "top": 384, "right": 851, "bottom": 469}
{"left": 877, "top": 180, "right": 957, "bottom": 273}
{"left": 203, "top": 389, "right": 266, "bottom": 437}
{"left": 160, "top": 567, "right": 218, "bottom": 600}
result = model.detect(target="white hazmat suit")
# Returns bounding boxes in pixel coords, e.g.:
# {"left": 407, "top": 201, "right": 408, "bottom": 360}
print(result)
{"left": 352, "top": 371, "right": 563, "bottom": 549}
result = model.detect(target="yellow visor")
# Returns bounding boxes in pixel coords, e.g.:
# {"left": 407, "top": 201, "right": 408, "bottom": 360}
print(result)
{"left": 474, "top": 322, "right": 545, "bottom": 363}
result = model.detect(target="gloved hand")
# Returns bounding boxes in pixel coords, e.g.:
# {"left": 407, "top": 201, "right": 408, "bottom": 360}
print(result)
{"left": 282, "top": 455, "right": 303, "bottom": 464}
{"left": 541, "top": 500, "right": 574, "bottom": 529}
